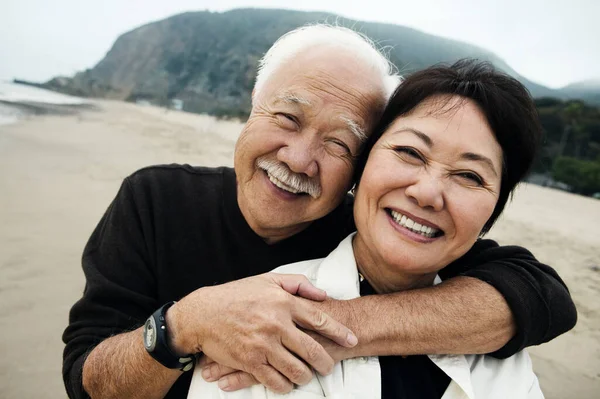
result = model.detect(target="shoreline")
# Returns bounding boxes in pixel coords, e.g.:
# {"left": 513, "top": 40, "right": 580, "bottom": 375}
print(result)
{"left": 0, "top": 81, "right": 93, "bottom": 126}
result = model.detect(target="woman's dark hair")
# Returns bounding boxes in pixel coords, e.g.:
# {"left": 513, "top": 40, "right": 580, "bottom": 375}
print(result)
{"left": 354, "top": 59, "right": 542, "bottom": 234}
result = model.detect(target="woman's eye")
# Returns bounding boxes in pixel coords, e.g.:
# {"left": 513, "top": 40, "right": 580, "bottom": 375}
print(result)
{"left": 394, "top": 146, "right": 424, "bottom": 162}
{"left": 457, "top": 172, "right": 484, "bottom": 186}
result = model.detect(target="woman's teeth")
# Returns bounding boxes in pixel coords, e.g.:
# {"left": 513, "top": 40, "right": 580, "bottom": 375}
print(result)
{"left": 389, "top": 209, "right": 441, "bottom": 238}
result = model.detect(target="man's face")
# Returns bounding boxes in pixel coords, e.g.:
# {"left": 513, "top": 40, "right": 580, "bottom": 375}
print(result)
{"left": 234, "top": 47, "right": 386, "bottom": 242}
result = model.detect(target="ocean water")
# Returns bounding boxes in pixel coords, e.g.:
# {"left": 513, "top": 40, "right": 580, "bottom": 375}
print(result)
{"left": 0, "top": 102, "right": 26, "bottom": 126}
{"left": 0, "top": 81, "right": 88, "bottom": 126}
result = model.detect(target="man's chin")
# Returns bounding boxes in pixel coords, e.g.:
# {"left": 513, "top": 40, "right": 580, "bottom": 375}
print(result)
{"left": 251, "top": 214, "right": 314, "bottom": 243}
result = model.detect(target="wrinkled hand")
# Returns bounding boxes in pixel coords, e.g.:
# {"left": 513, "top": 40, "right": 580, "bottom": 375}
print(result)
{"left": 166, "top": 274, "right": 358, "bottom": 394}
{"left": 198, "top": 298, "right": 358, "bottom": 392}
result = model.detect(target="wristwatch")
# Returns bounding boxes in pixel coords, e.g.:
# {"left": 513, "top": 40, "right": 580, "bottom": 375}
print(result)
{"left": 143, "top": 301, "right": 196, "bottom": 371}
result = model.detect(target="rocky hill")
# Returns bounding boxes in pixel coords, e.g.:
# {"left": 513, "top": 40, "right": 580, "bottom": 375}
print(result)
{"left": 44, "top": 8, "right": 591, "bottom": 116}
{"left": 561, "top": 79, "right": 600, "bottom": 105}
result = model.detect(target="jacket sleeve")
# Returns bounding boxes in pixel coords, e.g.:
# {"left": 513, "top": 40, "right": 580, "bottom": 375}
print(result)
{"left": 439, "top": 239, "right": 577, "bottom": 359}
{"left": 62, "top": 178, "right": 158, "bottom": 399}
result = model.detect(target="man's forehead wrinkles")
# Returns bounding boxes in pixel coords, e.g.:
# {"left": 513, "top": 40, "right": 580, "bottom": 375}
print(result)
{"left": 303, "top": 77, "right": 375, "bottom": 122}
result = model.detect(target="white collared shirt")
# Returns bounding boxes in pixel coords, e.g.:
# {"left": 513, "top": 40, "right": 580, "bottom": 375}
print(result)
{"left": 188, "top": 233, "right": 544, "bottom": 399}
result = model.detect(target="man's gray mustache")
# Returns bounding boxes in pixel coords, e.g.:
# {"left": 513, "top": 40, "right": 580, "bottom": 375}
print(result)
{"left": 257, "top": 157, "right": 322, "bottom": 198}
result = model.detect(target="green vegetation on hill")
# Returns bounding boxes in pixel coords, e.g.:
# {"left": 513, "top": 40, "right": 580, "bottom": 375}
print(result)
{"left": 534, "top": 98, "right": 600, "bottom": 194}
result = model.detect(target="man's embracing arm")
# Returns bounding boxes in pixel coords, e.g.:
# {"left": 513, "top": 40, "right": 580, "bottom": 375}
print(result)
{"left": 206, "top": 239, "right": 577, "bottom": 389}
{"left": 342, "top": 239, "right": 577, "bottom": 358}
{"left": 328, "top": 275, "right": 516, "bottom": 357}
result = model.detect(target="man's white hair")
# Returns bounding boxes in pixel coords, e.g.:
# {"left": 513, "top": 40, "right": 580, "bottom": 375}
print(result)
{"left": 253, "top": 24, "right": 401, "bottom": 103}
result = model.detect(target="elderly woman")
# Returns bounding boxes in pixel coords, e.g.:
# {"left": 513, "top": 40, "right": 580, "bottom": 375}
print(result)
{"left": 188, "top": 59, "right": 544, "bottom": 398}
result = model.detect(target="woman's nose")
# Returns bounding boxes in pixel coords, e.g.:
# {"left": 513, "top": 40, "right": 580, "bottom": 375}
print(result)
{"left": 404, "top": 172, "right": 445, "bottom": 211}
{"left": 277, "top": 133, "right": 319, "bottom": 177}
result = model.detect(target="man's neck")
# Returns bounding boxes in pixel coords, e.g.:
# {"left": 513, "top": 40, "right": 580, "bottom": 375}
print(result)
{"left": 257, "top": 220, "right": 313, "bottom": 245}
{"left": 236, "top": 192, "right": 312, "bottom": 245}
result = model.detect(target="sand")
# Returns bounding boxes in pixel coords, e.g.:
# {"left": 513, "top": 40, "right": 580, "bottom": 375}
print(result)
{"left": 0, "top": 100, "right": 598, "bottom": 398}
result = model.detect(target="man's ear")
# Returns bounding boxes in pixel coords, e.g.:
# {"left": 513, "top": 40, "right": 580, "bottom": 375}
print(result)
{"left": 251, "top": 88, "right": 256, "bottom": 100}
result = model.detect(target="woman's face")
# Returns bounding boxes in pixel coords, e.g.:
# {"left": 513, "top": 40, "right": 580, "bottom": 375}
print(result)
{"left": 353, "top": 95, "right": 503, "bottom": 287}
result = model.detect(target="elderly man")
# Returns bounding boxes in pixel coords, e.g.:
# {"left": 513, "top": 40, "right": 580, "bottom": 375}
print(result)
{"left": 63, "top": 26, "right": 576, "bottom": 399}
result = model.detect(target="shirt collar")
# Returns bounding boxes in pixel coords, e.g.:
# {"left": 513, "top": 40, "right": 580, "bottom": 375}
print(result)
{"left": 314, "top": 232, "right": 475, "bottom": 399}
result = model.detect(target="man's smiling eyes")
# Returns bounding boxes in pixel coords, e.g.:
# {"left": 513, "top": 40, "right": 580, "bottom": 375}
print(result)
{"left": 326, "top": 139, "right": 352, "bottom": 156}
{"left": 276, "top": 113, "right": 299, "bottom": 129}
{"left": 275, "top": 112, "right": 355, "bottom": 156}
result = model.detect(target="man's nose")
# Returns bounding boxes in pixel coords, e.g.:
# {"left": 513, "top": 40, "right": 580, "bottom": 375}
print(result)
{"left": 276, "top": 133, "right": 319, "bottom": 177}
{"left": 404, "top": 171, "right": 445, "bottom": 211}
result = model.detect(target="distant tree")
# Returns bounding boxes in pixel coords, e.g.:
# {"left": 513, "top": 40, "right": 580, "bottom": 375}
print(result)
{"left": 557, "top": 101, "right": 583, "bottom": 157}
{"left": 535, "top": 97, "right": 563, "bottom": 107}
{"left": 552, "top": 156, "right": 600, "bottom": 195}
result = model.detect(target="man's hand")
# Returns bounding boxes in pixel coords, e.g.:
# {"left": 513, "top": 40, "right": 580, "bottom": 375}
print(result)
{"left": 166, "top": 273, "right": 358, "bottom": 394}
{"left": 198, "top": 298, "right": 356, "bottom": 392}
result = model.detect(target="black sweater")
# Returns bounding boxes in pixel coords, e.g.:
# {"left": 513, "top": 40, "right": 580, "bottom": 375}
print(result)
{"left": 63, "top": 164, "right": 577, "bottom": 398}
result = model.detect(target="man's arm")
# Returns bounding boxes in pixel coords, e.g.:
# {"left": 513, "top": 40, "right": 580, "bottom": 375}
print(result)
{"left": 201, "top": 276, "right": 512, "bottom": 389}
{"left": 339, "top": 239, "right": 578, "bottom": 358}
{"left": 64, "top": 177, "right": 357, "bottom": 398}
{"left": 78, "top": 274, "right": 356, "bottom": 398}
{"left": 205, "top": 239, "right": 577, "bottom": 390}
{"left": 324, "top": 276, "right": 515, "bottom": 357}
{"left": 325, "top": 239, "right": 576, "bottom": 358}
{"left": 63, "top": 178, "right": 178, "bottom": 399}
{"left": 81, "top": 328, "right": 180, "bottom": 399}
{"left": 439, "top": 239, "right": 577, "bottom": 357}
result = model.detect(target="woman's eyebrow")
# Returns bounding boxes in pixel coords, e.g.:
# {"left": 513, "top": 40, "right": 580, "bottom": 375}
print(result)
{"left": 461, "top": 152, "right": 499, "bottom": 177}
{"left": 391, "top": 127, "right": 433, "bottom": 148}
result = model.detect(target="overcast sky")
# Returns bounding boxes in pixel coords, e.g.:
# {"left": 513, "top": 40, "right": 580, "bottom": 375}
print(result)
{"left": 2, "top": 0, "right": 598, "bottom": 89}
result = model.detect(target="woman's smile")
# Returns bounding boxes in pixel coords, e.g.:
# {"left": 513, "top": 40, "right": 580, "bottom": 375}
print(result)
{"left": 384, "top": 208, "right": 444, "bottom": 244}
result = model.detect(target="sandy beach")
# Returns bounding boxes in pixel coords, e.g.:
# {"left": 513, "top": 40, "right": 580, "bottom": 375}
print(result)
{"left": 0, "top": 99, "right": 598, "bottom": 398}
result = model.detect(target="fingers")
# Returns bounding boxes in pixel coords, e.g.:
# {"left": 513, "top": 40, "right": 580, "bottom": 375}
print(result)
{"left": 249, "top": 364, "right": 294, "bottom": 394}
{"left": 294, "top": 302, "right": 357, "bottom": 348}
{"left": 200, "top": 355, "right": 298, "bottom": 393}
{"left": 293, "top": 299, "right": 358, "bottom": 348}
{"left": 266, "top": 346, "right": 314, "bottom": 385}
{"left": 281, "top": 328, "right": 334, "bottom": 376}
{"left": 271, "top": 273, "right": 327, "bottom": 301}
{"left": 201, "top": 361, "right": 239, "bottom": 382}
{"left": 216, "top": 371, "right": 260, "bottom": 392}
{"left": 197, "top": 355, "right": 213, "bottom": 369}
{"left": 200, "top": 348, "right": 304, "bottom": 393}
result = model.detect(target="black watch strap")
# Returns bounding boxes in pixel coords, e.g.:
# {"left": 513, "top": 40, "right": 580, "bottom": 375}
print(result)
{"left": 143, "top": 301, "right": 196, "bottom": 371}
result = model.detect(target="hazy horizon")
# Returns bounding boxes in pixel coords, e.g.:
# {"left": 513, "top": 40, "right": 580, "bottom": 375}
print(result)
{"left": 2, "top": 1, "right": 599, "bottom": 89}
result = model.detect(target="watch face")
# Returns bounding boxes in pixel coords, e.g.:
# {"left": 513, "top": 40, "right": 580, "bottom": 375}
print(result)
{"left": 144, "top": 316, "right": 157, "bottom": 352}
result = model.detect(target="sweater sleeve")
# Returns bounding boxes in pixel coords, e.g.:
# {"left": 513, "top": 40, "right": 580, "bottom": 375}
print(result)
{"left": 439, "top": 239, "right": 577, "bottom": 359}
{"left": 62, "top": 178, "right": 158, "bottom": 399}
